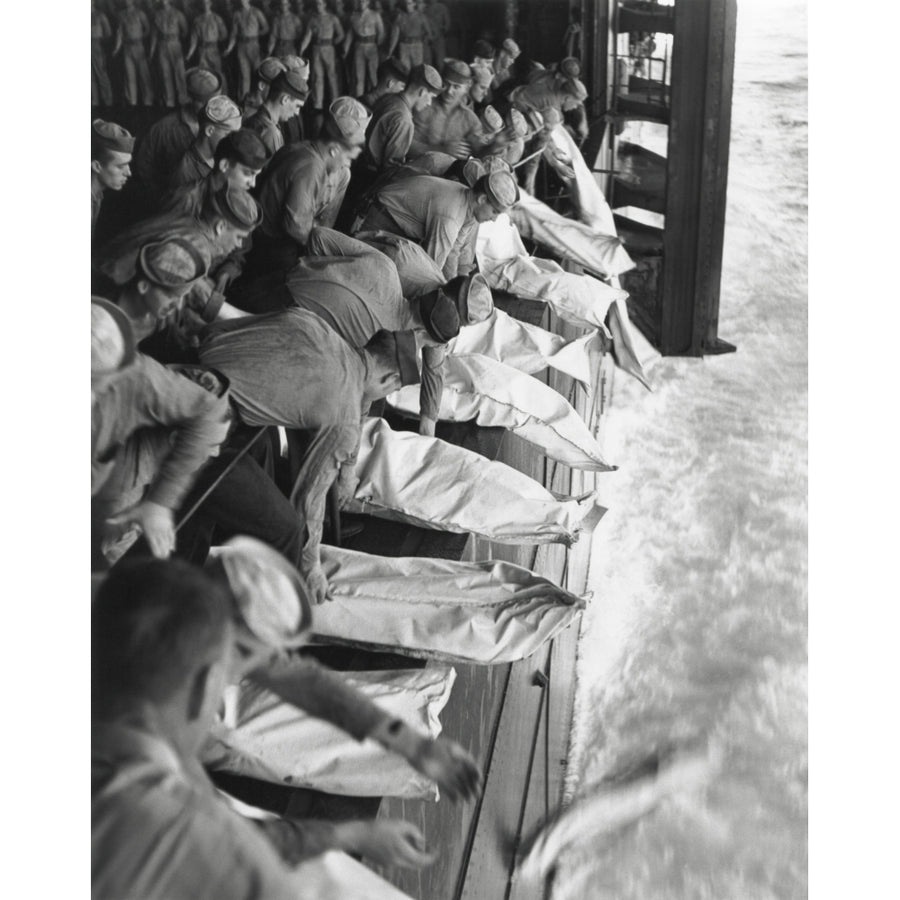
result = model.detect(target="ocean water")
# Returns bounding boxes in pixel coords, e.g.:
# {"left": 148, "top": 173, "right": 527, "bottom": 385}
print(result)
{"left": 559, "top": 2, "right": 807, "bottom": 898}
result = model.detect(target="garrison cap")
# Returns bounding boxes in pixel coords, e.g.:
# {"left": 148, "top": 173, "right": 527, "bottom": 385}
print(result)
{"left": 441, "top": 273, "right": 493, "bottom": 325}
{"left": 91, "top": 296, "right": 136, "bottom": 374}
{"left": 215, "top": 128, "right": 271, "bottom": 169}
{"left": 442, "top": 59, "right": 473, "bottom": 86}
{"left": 202, "top": 95, "right": 242, "bottom": 130}
{"left": 477, "top": 169, "right": 519, "bottom": 211}
{"left": 446, "top": 156, "right": 486, "bottom": 187}
{"left": 269, "top": 69, "right": 310, "bottom": 102}
{"left": 559, "top": 56, "right": 582, "bottom": 79}
{"left": 92, "top": 119, "right": 135, "bottom": 156}
{"left": 204, "top": 184, "right": 263, "bottom": 230}
{"left": 563, "top": 77, "right": 588, "bottom": 102}
{"left": 324, "top": 96, "right": 371, "bottom": 146}
{"left": 419, "top": 288, "right": 461, "bottom": 343}
{"left": 378, "top": 55, "right": 410, "bottom": 83}
{"left": 508, "top": 107, "right": 530, "bottom": 137}
{"left": 280, "top": 55, "right": 310, "bottom": 79}
{"left": 472, "top": 39, "right": 494, "bottom": 60}
{"left": 409, "top": 63, "right": 443, "bottom": 93}
{"left": 185, "top": 67, "right": 223, "bottom": 102}
{"left": 137, "top": 237, "right": 208, "bottom": 288}
{"left": 257, "top": 56, "right": 288, "bottom": 83}
{"left": 501, "top": 38, "right": 521, "bottom": 58}
{"left": 210, "top": 536, "right": 313, "bottom": 649}
{"left": 481, "top": 105, "right": 503, "bottom": 134}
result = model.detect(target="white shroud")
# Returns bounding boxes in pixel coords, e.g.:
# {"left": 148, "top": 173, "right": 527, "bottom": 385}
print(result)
{"left": 344, "top": 417, "right": 600, "bottom": 545}
{"left": 386, "top": 354, "right": 616, "bottom": 471}
{"left": 312, "top": 545, "right": 587, "bottom": 665}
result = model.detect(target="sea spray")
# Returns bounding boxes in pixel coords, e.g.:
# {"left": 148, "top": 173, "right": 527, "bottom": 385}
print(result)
{"left": 560, "top": 1, "right": 808, "bottom": 897}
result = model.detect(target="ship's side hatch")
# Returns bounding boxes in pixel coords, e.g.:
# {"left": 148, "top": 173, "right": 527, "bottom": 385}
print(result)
{"left": 588, "top": 0, "right": 738, "bottom": 357}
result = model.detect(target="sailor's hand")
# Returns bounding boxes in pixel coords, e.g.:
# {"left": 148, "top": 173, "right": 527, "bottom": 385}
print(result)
{"left": 347, "top": 820, "right": 438, "bottom": 869}
{"left": 446, "top": 139, "right": 472, "bottom": 159}
{"left": 105, "top": 501, "right": 176, "bottom": 559}
{"left": 305, "top": 564, "right": 331, "bottom": 604}
{"left": 418, "top": 415, "right": 437, "bottom": 437}
{"left": 412, "top": 735, "right": 483, "bottom": 802}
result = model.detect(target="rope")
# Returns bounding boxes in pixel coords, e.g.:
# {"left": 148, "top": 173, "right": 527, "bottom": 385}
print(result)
{"left": 175, "top": 427, "right": 268, "bottom": 531}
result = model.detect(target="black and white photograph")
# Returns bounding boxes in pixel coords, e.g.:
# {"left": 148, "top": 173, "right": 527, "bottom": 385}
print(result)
{"left": 84, "top": 0, "right": 810, "bottom": 897}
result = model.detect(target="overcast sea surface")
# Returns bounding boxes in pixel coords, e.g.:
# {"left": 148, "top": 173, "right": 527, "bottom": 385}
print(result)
{"left": 559, "top": 3, "right": 807, "bottom": 898}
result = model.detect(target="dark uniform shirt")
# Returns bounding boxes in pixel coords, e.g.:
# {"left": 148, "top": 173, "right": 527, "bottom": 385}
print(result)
{"left": 361, "top": 174, "right": 478, "bottom": 280}
{"left": 365, "top": 92, "right": 415, "bottom": 170}
{"left": 256, "top": 141, "right": 350, "bottom": 247}
{"left": 170, "top": 144, "right": 215, "bottom": 191}
{"left": 91, "top": 354, "right": 229, "bottom": 511}
{"left": 133, "top": 109, "right": 198, "bottom": 195}
{"left": 410, "top": 98, "right": 484, "bottom": 159}
{"left": 245, "top": 104, "right": 285, "bottom": 157}
{"left": 287, "top": 227, "right": 446, "bottom": 420}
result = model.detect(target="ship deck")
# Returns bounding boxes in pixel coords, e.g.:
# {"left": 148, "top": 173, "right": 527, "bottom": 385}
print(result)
{"left": 211, "top": 295, "right": 612, "bottom": 900}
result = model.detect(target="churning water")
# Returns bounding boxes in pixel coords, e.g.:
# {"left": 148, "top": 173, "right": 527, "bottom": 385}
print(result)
{"left": 560, "top": 2, "right": 807, "bottom": 898}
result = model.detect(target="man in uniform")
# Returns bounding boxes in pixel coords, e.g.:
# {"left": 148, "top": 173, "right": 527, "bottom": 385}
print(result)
{"left": 299, "top": 0, "right": 346, "bottom": 131}
{"left": 97, "top": 236, "right": 211, "bottom": 343}
{"left": 224, "top": 0, "right": 270, "bottom": 101}
{"left": 492, "top": 37, "right": 521, "bottom": 92}
{"left": 91, "top": 299, "right": 229, "bottom": 566}
{"left": 245, "top": 69, "right": 310, "bottom": 156}
{"left": 353, "top": 168, "right": 518, "bottom": 280}
{"left": 92, "top": 119, "right": 135, "bottom": 240}
{"left": 161, "top": 129, "right": 271, "bottom": 218}
{"left": 112, "top": 0, "right": 155, "bottom": 106}
{"left": 170, "top": 95, "right": 243, "bottom": 191}
{"left": 187, "top": 0, "right": 230, "bottom": 93}
{"left": 282, "top": 226, "right": 492, "bottom": 438}
{"left": 268, "top": 0, "right": 304, "bottom": 56}
{"left": 468, "top": 65, "right": 494, "bottom": 116}
{"left": 241, "top": 97, "right": 370, "bottom": 284}
{"left": 150, "top": 0, "right": 190, "bottom": 107}
{"left": 240, "top": 55, "right": 287, "bottom": 119}
{"left": 198, "top": 311, "right": 421, "bottom": 602}
{"left": 388, "top": 0, "right": 433, "bottom": 70}
{"left": 471, "top": 39, "right": 494, "bottom": 72}
{"left": 343, "top": 0, "right": 385, "bottom": 97}
{"left": 92, "top": 559, "right": 308, "bottom": 898}
{"left": 510, "top": 69, "right": 587, "bottom": 194}
{"left": 359, "top": 55, "right": 409, "bottom": 110}
{"left": 422, "top": 0, "right": 449, "bottom": 68}
{"left": 94, "top": 186, "right": 261, "bottom": 348}
{"left": 408, "top": 59, "right": 486, "bottom": 160}
{"left": 279, "top": 54, "right": 313, "bottom": 143}
{"left": 91, "top": 0, "right": 114, "bottom": 106}
{"left": 132, "top": 67, "right": 223, "bottom": 199}
{"left": 363, "top": 62, "right": 441, "bottom": 171}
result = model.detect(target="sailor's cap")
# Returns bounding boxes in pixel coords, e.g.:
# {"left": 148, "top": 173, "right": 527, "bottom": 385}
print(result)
{"left": 324, "top": 96, "right": 372, "bottom": 146}
{"left": 257, "top": 56, "right": 287, "bottom": 83}
{"left": 92, "top": 119, "right": 135, "bottom": 156}
{"left": 269, "top": 69, "right": 310, "bottom": 102}
{"left": 216, "top": 128, "right": 271, "bottom": 170}
{"left": 186, "top": 67, "right": 223, "bottom": 102}
{"left": 137, "top": 237, "right": 209, "bottom": 288}
{"left": 442, "top": 59, "right": 474, "bottom": 86}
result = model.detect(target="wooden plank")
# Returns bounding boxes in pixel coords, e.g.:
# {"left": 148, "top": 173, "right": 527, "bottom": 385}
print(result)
{"left": 507, "top": 618, "right": 582, "bottom": 900}
{"left": 375, "top": 660, "right": 511, "bottom": 900}
{"left": 458, "top": 646, "right": 551, "bottom": 900}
